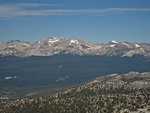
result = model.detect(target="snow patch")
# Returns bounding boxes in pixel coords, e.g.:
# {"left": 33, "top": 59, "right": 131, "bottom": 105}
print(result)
{"left": 9, "top": 45, "right": 16, "bottom": 48}
{"left": 122, "top": 43, "right": 130, "bottom": 47}
{"left": 111, "top": 40, "right": 119, "bottom": 43}
{"left": 70, "top": 40, "right": 79, "bottom": 45}
{"left": 4, "top": 77, "right": 12, "bottom": 80}
{"left": 109, "top": 44, "right": 115, "bottom": 47}
{"left": 4, "top": 76, "right": 17, "bottom": 80}
{"left": 135, "top": 44, "right": 140, "bottom": 48}
{"left": 48, "top": 38, "right": 59, "bottom": 43}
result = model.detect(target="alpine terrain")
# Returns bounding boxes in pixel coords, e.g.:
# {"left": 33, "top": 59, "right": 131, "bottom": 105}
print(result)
{"left": 0, "top": 37, "right": 150, "bottom": 105}
{"left": 0, "top": 72, "right": 150, "bottom": 113}
{"left": 0, "top": 36, "right": 150, "bottom": 57}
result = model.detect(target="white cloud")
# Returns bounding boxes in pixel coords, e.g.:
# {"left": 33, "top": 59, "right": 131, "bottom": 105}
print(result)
{"left": 0, "top": 3, "right": 150, "bottom": 17}
{"left": 14, "top": 3, "right": 56, "bottom": 7}
{"left": 0, "top": 3, "right": 56, "bottom": 17}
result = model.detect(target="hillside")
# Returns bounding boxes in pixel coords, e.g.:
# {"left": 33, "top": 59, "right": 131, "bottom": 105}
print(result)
{"left": 1, "top": 72, "right": 150, "bottom": 113}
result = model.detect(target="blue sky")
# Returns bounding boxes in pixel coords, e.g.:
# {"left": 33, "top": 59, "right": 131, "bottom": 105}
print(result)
{"left": 0, "top": 0, "right": 150, "bottom": 43}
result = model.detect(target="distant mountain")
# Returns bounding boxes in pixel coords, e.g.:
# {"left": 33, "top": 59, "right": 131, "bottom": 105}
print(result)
{"left": 1, "top": 72, "right": 150, "bottom": 113}
{"left": 0, "top": 36, "right": 150, "bottom": 57}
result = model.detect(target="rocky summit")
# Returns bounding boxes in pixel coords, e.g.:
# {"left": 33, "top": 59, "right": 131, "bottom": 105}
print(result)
{"left": 0, "top": 36, "right": 150, "bottom": 57}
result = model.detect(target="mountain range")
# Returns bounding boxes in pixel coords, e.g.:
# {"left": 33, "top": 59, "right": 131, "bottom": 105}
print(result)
{"left": 1, "top": 36, "right": 150, "bottom": 57}
{"left": 1, "top": 37, "right": 150, "bottom": 112}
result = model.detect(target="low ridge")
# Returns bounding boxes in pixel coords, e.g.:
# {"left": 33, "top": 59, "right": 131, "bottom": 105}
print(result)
{"left": 0, "top": 72, "right": 150, "bottom": 113}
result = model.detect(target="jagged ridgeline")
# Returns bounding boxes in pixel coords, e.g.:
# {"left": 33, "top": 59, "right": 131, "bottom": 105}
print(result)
{"left": 0, "top": 36, "right": 150, "bottom": 57}
{"left": 0, "top": 72, "right": 150, "bottom": 113}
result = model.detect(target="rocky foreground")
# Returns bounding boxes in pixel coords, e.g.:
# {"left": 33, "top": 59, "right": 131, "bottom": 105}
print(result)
{"left": 0, "top": 72, "right": 150, "bottom": 113}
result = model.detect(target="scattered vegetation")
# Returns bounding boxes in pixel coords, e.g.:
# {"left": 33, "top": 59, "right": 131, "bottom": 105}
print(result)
{"left": 0, "top": 72, "right": 150, "bottom": 113}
